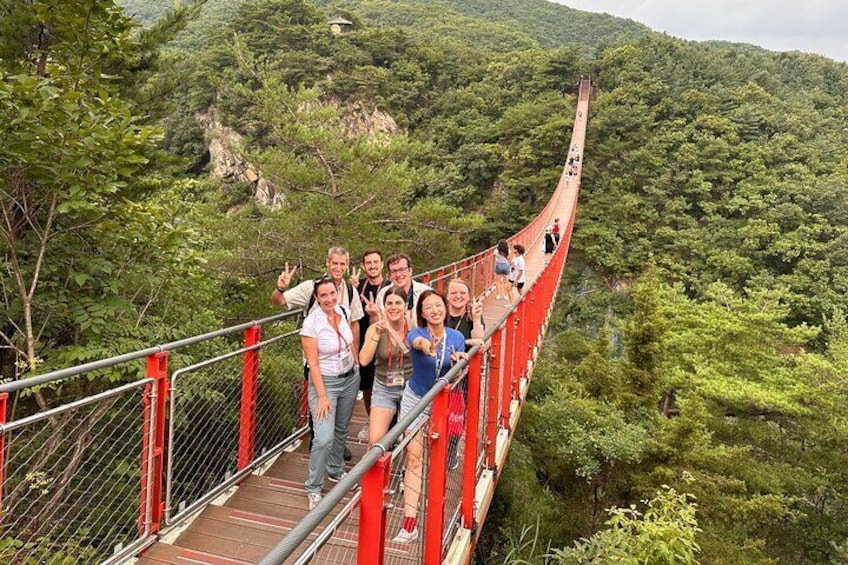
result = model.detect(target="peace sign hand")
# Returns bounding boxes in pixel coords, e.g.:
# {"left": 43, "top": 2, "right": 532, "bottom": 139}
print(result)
{"left": 277, "top": 262, "right": 298, "bottom": 290}
{"left": 363, "top": 293, "right": 380, "bottom": 318}
{"left": 350, "top": 267, "right": 362, "bottom": 288}
{"left": 373, "top": 318, "right": 387, "bottom": 335}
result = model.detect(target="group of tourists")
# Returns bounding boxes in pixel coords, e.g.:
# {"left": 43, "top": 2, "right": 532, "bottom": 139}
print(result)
{"left": 272, "top": 247, "right": 485, "bottom": 543}
{"left": 564, "top": 145, "right": 580, "bottom": 180}
{"left": 493, "top": 240, "right": 526, "bottom": 302}
{"left": 543, "top": 217, "right": 562, "bottom": 261}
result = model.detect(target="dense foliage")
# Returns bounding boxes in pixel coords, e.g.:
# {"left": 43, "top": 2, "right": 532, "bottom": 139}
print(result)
{"left": 3, "top": 0, "right": 848, "bottom": 562}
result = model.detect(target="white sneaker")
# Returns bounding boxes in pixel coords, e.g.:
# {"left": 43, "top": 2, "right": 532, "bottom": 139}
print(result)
{"left": 496, "top": 294, "right": 503, "bottom": 300}
{"left": 357, "top": 424, "right": 369, "bottom": 442}
{"left": 392, "top": 527, "right": 419, "bottom": 544}
{"left": 307, "top": 492, "right": 322, "bottom": 510}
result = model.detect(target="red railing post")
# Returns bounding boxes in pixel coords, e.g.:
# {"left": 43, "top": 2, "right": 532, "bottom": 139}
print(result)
{"left": 424, "top": 387, "right": 450, "bottom": 565}
{"left": 436, "top": 268, "right": 446, "bottom": 293}
{"left": 358, "top": 452, "right": 392, "bottom": 565}
{"left": 485, "top": 329, "right": 502, "bottom": 469}
{"left": 461, "top": 354, "right": 482, "bottom": 529}
{"left": 500, "top": 313, "right": 515, "bottom": 430}
{"left": 518, "top": 299, "right": 528, "bottom": 382}
{"left": 510, "top": 313, "right": 521, "bottom": 400}
{"left": 140, "top": 351, "right": 169, "bottom": 535}
{"left": 238, "top": 325, "right": 262, "bottom": 470}
{"left": 530, "top": 294, "right": 540, "bottom": 356}
{"left": 0, "top": 392, "right": 7, "bottom": 515}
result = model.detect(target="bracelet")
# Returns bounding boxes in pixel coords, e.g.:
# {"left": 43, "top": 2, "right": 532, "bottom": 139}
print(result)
{"left": 371, "top": 337, "right": 381, "bottom": 343}
{"left": 276, "top": 285, "right": 286, "bottom": 294}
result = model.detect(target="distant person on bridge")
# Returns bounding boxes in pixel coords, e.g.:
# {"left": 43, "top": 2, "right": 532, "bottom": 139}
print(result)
{"left": 394, "top": 290, "right": 468, "bottom": 543}
{"left": 358, "top": 286, "right": 413, "bottom": 446}
{"left": 375, "top": 253, "right": 431, "bottom": 328}
{"left": 494, "top": 239, "right": 511, "bottom": 301}
{"left": 543, "top": 226, "right": 556, "bottom": 260}
{"left": 509, "top": 244, "right": 526, "bottom": 299}
{"left": 300, "top": 277, "right": 360, "bottom": 510}
{"left": 349, "top": 249, "right": 391, "bottom": 441}
{"left": 551, "top": 218, "right": 561, "bottom": 246}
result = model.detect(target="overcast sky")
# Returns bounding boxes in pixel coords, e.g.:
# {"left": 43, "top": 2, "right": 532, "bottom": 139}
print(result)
{"left": 556, "top": 0, "right": 848, "bottom": 62}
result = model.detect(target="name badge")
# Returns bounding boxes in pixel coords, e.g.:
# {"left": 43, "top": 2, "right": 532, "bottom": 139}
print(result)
{"left": 386, "top": 370, "right": 405, "bottom": 387}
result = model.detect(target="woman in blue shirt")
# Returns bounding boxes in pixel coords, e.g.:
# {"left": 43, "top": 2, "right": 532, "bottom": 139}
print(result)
{"left": 392, "top": 290, "right": 467, "bottom": 543}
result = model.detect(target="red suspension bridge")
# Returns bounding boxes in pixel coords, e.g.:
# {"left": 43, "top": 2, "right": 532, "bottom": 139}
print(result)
{"left": 0, "top": 78, "right": 591, "bottom": 565}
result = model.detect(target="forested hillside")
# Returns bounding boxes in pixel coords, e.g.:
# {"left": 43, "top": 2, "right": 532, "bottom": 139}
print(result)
{"left": 3, "top": 0, "right": 848, "bottom": 563}
{"left": 118, "top": 0, "right": 649, "bottom": 53}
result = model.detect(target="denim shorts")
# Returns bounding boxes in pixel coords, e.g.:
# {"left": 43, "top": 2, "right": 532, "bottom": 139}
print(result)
{"left": 399, "top": 385, "right": 430, "bottom": 433}
{"left": 371, "top": 377, "right": 405, "bottom": 411}
{"left": 494, "top": 263, "right": 510, "bottom": 275}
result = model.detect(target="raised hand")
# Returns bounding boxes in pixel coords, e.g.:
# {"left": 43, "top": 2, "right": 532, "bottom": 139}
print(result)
{"left": 450, "top": 350, "right": 468, "bottom": 364}
{"left": 363, "top": 293, "right": 380, "bottom": 319}
{"left": 277, "top": 262, "right": 298, "bottom": 290}
{"left": 373, "top": 318, "right": 387, "bottom": 335}
{"left": 350, "top": 266, "right": 362, "bottom": 288}
{"left": 471, "top": 297, "right": 483, "bottom": 319}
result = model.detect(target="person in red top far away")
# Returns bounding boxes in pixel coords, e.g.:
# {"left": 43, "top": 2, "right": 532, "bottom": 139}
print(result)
{"left": 551, "top": 218, "right": 561, "bottom": 247}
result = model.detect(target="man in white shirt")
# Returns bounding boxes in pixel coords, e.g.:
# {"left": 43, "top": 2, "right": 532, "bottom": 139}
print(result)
{"left": 272, "top": 247, "right": 365, "bottom": 352}
{"left": 374, "top": 253, "right": 431, "bottom": 329}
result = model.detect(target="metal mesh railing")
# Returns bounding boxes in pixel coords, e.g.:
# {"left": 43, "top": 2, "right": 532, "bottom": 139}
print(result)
{"left": 0, "top": 379, "right": 151, "bottom": 565}
{"left": 385, "top": 420, "right": 427, "bottom": 565}
{"left": 443, "top": 379, "right": 469, "bottom": 550}
{"left": 288, "top": 490, "right": 362, "bottom": 565}
{"left": 166, "top": 353, "right": 242, "bottom": 523}
{"left": 255, "top": 335, "right": 309, "bottom": 457}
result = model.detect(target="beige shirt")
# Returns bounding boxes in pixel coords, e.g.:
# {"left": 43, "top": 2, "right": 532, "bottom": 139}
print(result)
{"left": 283, "top": 278, "right": 364, "bottom": 322}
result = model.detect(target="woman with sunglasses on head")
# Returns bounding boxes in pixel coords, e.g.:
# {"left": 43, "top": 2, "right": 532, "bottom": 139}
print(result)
{"left": 300, "top": 277, "right": 360, "bottom": 510}
{"left": 358, "top": 287, "right": 413, "bottom": 446}
{"left": 445, "top": 278, "right": 486, "bottom": 469}
{"left": 392, "top": 290, "right": 467, "bottom": 543}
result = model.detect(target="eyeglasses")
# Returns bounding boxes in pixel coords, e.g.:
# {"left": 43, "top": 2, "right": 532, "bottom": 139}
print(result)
{"left": 388, "top": 266, "right": 410, "bottom": 275}
{"left": 313, "top": 275, "right": 335, "bottom": 284}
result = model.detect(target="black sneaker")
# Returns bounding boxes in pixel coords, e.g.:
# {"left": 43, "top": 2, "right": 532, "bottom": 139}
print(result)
{"left": 344, "top": 446, "right": 352, "bottom": 461}
{"left": 327, "top": 471, "right": 347, "bottom": 483}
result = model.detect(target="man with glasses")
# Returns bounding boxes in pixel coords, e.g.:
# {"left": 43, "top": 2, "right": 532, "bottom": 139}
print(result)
{"left": 375, "top": 253, "right": 431, "bottom": 329}
{"left": 272, "top": 247, "right": 365, "bottom": 461}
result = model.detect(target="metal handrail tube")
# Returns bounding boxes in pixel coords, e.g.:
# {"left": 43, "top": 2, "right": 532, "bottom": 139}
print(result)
{"left": 257, "top": 343, "right": 483, "bottom": 565}
{"left": 0, "top": 311, "right": 299, "bottom": 394}
{"left": 292, "top": 490, "right": 363, "bottom": 565}
{"left": 0, "top": 379, "right": 151, "bottom": 434}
